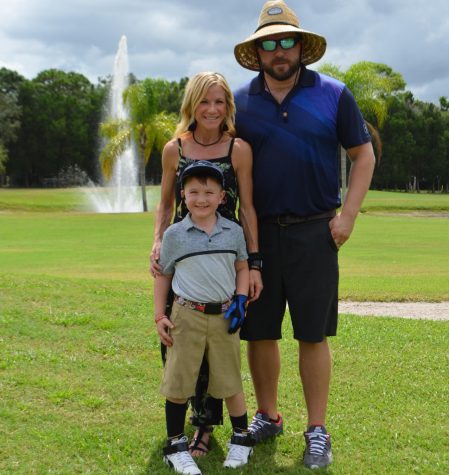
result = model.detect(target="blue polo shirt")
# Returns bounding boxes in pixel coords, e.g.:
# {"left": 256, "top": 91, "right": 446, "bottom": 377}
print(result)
{"left": 234, "top": 66, "right": 371, "bottom": 218}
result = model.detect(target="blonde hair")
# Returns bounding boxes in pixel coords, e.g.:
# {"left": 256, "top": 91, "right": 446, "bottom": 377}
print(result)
{"left": 174, "top": 72, "right": 236, "bottom": 138}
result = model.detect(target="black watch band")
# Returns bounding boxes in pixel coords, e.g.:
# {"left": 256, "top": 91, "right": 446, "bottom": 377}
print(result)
{"left": 248, "top": 252, "right": 263, "bottom": 271}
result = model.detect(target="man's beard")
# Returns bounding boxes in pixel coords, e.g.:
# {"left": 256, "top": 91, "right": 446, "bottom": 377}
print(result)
{"left": 262, "top": 57, "right": 301, "bottom": 81}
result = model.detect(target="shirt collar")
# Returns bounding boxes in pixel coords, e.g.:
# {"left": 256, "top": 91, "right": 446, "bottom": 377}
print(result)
{"left": 181, "top": 212, "right": 231, "bottom": 233}
{"left": 248, "top": 64, "right": 316, "bottom": 96}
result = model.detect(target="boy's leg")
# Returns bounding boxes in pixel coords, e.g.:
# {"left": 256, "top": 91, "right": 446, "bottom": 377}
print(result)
{"left": 223, "top": 392, "right": 255, "bottom": 469}
{"left": 165, "top": 398, "right": 188, "bottom": 439}
{"left": 164, "top": 398, "right": 202, "bottom": 475}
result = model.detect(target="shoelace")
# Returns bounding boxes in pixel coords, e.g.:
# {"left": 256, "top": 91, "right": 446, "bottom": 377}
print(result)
{"left": 249, "top": 416, "right": 270, "bottom": 432}
{"left": 305, "top": 432, "right": 329, "bottom": 455}
{"left": 227, "top": 443, "right": 249, "bottom": 461}
{"left": 171, "top": 449, "right": 198, "bottom": 470}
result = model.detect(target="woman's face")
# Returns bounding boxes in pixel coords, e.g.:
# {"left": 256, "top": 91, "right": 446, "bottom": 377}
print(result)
{"left": 194, "top": 84, "right": 227, "bottom": 132}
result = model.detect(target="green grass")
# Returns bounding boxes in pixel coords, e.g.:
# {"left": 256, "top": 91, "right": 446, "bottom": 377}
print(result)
{"left": 361, "top": 190, "right": 449, "bottom": 212}
{"left": 2, "top": 187, "right": 449, "bottom": 213}
{"left": 339, "top": 214, "right": 449, "bottom": 301}
{"left": 1, "top": 188, "right": 448, "bottom": 474}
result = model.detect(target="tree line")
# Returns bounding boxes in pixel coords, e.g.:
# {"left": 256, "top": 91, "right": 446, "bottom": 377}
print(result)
{"left": 1, "top": 64, "right": 448, "bottom": 191}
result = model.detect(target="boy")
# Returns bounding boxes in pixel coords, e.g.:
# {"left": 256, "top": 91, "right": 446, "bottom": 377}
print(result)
{"left": 154, "top": 161, "right": 254, "bottom": 475}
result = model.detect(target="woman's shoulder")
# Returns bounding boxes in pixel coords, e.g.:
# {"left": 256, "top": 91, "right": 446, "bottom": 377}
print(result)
{"left": 163, "top": 138, "right": 179, "bottom": 153}
{"left": 230, "top": 137, "right": 252, "bottom": 166}
{"left": 232, "top": 137, "right": 252, "bottom": 154}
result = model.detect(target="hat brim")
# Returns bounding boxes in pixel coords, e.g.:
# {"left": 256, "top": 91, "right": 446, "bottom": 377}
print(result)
{"left": 234, "top": 25, "right": 327, "bottom": 71}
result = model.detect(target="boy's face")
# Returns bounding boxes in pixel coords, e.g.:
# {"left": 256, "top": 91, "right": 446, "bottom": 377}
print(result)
{"left": 182, "top": 176, "right": 225, "bottom": 220}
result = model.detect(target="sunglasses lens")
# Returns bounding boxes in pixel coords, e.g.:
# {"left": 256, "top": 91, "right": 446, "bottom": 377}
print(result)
{"left": 260, "top": 40, "right": 277, "bottom": 51}
{"left": 280, "top": 38, "right": 296, "bottom": 49}
{"left": 259, "top": 38, "right": 297, "bottom": 51}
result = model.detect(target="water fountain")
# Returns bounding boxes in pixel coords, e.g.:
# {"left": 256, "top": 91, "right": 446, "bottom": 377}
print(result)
{"left": 85, "top": 35, "right": 142, "bottom": 212}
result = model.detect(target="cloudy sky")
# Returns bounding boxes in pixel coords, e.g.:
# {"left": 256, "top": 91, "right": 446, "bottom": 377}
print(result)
{"left": 1, "top": 0, "right": 448, "bottom": 103}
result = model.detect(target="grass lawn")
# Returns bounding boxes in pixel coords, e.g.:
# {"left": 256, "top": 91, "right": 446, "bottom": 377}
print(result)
{"left": 1, "top": 189, "right": 448, "bottom": 474}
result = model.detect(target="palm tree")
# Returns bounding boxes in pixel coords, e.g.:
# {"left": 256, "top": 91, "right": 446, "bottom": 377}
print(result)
{"left": 99, "top": 78, "right": 177, "bottom": 211}
{"left": 319, "top": 61, "right": 405, "bottom": 199}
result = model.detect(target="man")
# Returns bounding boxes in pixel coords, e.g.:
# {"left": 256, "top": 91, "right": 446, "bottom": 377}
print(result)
{"left": 233, "top": 0, "right": 375, "bottom": 469}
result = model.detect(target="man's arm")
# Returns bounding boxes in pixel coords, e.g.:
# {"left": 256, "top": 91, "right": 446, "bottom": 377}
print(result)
{"left": 329, "top": 141, "right": 375, "bottom": 246}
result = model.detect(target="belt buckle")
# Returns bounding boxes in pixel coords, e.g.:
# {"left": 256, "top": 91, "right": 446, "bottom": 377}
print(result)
{"left": 204, "top": 302, "right": 222, "bottom": 314}
{"left": 277, "top": 215, "right": 288, "bottom": 227}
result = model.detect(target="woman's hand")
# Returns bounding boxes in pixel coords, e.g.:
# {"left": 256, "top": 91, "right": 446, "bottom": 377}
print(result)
{"left": 156, "top": 316, "right": 174, "bottom": 347}
{"left": 248, "top": 269, "right": 263, "bottom": 302}
{"left": 150, "top": 241, "right": 163, "bottom": 277}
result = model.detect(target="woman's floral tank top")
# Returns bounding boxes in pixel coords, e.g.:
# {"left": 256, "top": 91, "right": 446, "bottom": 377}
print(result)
{"left": 174, "top": 137, "right": 238, "bottom": 223}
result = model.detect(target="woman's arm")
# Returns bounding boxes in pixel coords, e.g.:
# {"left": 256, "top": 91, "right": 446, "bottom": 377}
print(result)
{"left": 150, "top": 140, "right": 178, "bottom": 275}
{"left": 232, "top": 138, "right": 263, "bottom": 302}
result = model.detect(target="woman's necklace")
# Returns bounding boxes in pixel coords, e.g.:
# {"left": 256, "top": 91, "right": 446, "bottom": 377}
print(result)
{"left": 192, "top": 131, "right": 223, "bottom": 147}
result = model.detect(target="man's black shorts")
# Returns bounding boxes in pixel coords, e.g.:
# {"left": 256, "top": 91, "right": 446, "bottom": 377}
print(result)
{"left": 241, "top": 217, "right": 339, "bottom": 343}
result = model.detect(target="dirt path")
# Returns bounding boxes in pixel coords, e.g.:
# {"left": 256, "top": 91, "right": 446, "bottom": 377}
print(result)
{"left": 339, "top": 301, "right": 449, "bottom": 320}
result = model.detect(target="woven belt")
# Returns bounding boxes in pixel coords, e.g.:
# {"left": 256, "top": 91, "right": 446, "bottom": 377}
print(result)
{"left": 263, "top": 210, "right": 336, "bottom": 226}
{"left": 174, "top": 295, "right": 232, "bottom": 314}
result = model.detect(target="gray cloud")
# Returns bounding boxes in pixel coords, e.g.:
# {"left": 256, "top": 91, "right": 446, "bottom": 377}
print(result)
{"left": 0, "top": 0, "right": 447, "bottom": 103}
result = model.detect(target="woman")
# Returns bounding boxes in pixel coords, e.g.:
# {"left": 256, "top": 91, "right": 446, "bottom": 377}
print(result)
{"left": 150, "top": 72, "right": 262, "bottom": 457}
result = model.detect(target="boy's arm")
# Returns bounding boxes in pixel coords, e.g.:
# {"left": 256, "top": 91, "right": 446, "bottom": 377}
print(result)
{"left": 154, "top": 273, "right": 175, "bottom": 347}
{"left": 234, "top": 259, "right": 249, "bottom": 297}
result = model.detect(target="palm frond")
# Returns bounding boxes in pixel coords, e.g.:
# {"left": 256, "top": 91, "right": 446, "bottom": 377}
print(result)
{"left": 99, "top": 129, "right": 131, "bottom": 179}
{"left": 99, "top": 119, "right": 129, "bottom": 139}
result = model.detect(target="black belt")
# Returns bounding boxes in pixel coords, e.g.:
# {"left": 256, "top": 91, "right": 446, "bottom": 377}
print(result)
{"left": 174, "top": 295, "right": 232, "bottom": 314}
{"left": 262, "top": 210, "right": 336, "bottom": 226}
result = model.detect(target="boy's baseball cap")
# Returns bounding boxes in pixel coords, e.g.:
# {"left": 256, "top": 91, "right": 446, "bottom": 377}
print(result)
{"left": 181, "top": 160, "right": 225, "bottom": 188}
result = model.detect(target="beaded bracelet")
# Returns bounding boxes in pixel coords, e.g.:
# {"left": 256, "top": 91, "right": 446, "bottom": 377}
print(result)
{"left": 154, "top": 314, "right": 168, "bottom": 324}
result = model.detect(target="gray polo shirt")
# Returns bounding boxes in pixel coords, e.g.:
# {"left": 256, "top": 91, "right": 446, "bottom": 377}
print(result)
{"left": 159, "top": 213, "right": 248, "bottom": 302}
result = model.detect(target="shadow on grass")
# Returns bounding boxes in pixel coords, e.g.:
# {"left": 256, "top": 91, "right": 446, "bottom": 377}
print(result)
{"left": 144, "top": 435, "right": 333, "bottom": 474}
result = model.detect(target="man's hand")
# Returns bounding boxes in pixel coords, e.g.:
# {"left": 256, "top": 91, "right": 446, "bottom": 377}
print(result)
{"left": 329, "top": 213, "right": 355, "bottom": 249}
{"left": 224, "top": 294, "right": 248, "bottom": 334}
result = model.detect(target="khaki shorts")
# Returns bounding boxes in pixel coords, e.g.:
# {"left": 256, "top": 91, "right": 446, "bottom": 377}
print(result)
{"left": 160, "top": 302, "right": 243, "bottom": 400}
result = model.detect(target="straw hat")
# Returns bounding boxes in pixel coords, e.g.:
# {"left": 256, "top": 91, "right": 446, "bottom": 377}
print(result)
{"left": 234, "top": 0, "right": 327, "bottom": 71}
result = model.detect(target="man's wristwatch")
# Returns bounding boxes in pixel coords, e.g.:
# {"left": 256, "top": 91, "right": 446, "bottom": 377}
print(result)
{"left": 248, "top": 252, "right": 263, "bottom": 271}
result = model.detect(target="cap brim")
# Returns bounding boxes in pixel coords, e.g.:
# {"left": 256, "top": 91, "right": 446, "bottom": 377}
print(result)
{"left": 181, "top": 167, "right": 224, "bottom": 187}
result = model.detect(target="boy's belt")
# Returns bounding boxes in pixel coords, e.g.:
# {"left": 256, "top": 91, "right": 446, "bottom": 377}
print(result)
{"left": 174, "top": 295, "right": 232, "bottom": 314}
{"left": 263, "top": 210, "right": 336, "bottom": 226}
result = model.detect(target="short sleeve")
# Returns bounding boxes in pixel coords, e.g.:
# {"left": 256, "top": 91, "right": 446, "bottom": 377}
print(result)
{"left": 337, "top": 86, "right": 371, "bottom": 150}
{"left": 159, "top": 228, "right": 176, "bottom": 275}
{"left": 235, "top": 226, "right": 248, "bottom": 261}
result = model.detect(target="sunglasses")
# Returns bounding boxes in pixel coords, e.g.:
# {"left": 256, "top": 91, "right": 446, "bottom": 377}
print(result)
{"left": 257, "top": 37, "right": 299, "bottom": 52}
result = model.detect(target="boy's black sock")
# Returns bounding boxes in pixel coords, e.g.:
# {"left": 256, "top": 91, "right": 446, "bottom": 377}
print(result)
{"left": 230, "top": 412, "right": 248, "bottom": 433}
{"left": 165, "top": 400, "right": 188, "bottom": 439}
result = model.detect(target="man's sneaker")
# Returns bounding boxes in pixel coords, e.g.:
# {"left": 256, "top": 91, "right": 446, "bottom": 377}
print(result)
{"left": 223, "top": 431, "right": 255, "bottom": 468}
{"left": 163, "top": 435, "right": 202, "bottom": 475}
{"left": 303, "top": 425, "right": 333, "bottom": 469}
{"left": 248, "top": 411, "right": 283, "bottom": 443}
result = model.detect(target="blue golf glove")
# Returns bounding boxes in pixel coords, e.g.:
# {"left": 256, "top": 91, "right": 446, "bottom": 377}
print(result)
{"left": 224, "top": 294, "right": 248, "bottom": 334}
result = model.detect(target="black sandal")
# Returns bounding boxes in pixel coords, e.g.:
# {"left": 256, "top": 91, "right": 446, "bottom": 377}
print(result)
{"left": 189, "top": 426, "right": 213, "bottom": 456}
